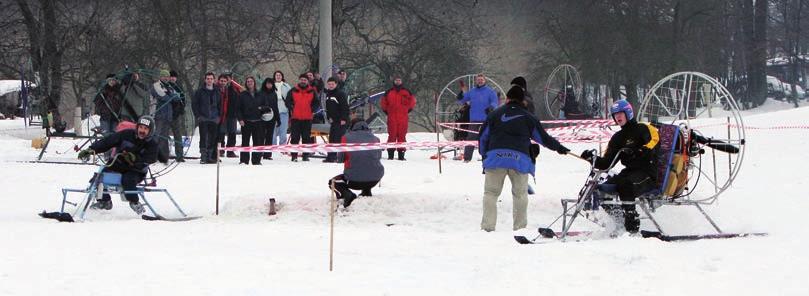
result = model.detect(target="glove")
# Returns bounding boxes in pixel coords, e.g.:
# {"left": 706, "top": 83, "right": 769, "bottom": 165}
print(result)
{"left": 580, "top": 149, "right": 596, "bottom": 161}
{"left": 120, "top": 152, "right": 137, "bottom": 165}
{"left": 557, "top": 146, "right": 570, "bottom": 155}
{"left": 78, "top": 149, "right": 95, "bottom": 160}
{"left": 619, "top": 148, "right": 635, "bottom": 157}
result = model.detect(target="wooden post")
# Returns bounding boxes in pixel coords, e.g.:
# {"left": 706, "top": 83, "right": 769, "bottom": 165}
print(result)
{"left": 216, "top": 144, "right": 221, "bottom": 215}
{"left": 435, "top": 92, "right": 442, "bottom": 174}
{"left": 329, "top": 179, "right": 337, "bottom": 271}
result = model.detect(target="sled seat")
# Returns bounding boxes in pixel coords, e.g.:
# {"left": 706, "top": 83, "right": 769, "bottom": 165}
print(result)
{"left": 59, "top": 166, "right": 189, "bottom": 221}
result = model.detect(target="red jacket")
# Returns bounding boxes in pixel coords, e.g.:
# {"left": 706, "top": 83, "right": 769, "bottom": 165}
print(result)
{"left": 380, "top": 86, "right": 416, "bottom": 121}
{"left": 287, "top": 85, "right": 318, "bottom": 120}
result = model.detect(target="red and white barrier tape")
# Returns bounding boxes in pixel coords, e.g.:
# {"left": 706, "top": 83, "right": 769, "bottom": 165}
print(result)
{"left": 221, "top": 141, "right": 479, "bottom": 153}
{"left": 694, "top": 123, "right": 809, "bottom": 130}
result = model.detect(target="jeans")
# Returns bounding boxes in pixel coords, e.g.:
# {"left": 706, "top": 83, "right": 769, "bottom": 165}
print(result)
{"left": 273, "top": 112, "right": 289, "bottom": 145}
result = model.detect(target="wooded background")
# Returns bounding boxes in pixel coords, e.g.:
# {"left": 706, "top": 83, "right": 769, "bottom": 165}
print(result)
{"left": 0, "top": 0, "right": 805, "bottom": 130}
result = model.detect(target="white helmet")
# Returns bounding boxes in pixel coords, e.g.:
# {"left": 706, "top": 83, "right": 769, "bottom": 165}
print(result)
{"left": 261, "top": 109, "right": 274, "bottom": 121}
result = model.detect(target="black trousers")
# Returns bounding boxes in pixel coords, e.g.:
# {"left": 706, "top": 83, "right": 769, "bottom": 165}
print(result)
{"left": 325, "top": 122, "right": 347, "bottom": 161}
{"left": 289, "top": 119, "right": 313, "bottom": 160}
{"left": 170, "top": 114, "right": 185, "bottom": 159}
{"left": 219, "top": 119, "right": 237, "bottom": 154}
{"left": 463, "top": 124, "right": 482, "bottom": 161}
{"left": 240, "top": 121, "right": 265, "bottom": 164}
{"left": 328, "top": 174, "right": 379, "bottom": 198}
{"left": 198, "top": 121, "right": 219, "bottom": 162}
{"left": 601, "top": 169, "right": 655, "bottom": 231}
{"left": 100, "top": 170, "right": 145, "bottom": 203}
{"left": 263, "top": 121, "right": 276, "bottom": 158}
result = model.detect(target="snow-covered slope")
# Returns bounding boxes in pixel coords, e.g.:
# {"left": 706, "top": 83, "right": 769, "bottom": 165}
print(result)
{"left": 0, "top": 104, "right": 807, "bottom": 295}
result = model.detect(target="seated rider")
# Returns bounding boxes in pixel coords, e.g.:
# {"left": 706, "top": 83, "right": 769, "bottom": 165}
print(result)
{"left": 580, "top": 99, "right": 659, "bottom": 233}
{"left": 78, "top": 115, "right": 160, "bottom": 214}
{"left": 328, "top": 118, "right": 385, "bottom": 208}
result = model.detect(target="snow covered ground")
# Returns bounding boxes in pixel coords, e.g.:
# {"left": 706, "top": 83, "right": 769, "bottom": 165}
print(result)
{"left": 0, "top": 99, "right": 807, "bottom": 295}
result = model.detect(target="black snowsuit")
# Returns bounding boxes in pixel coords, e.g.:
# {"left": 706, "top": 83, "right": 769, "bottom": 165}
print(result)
{"left": 89, "top": 129, "right": 159, "bottom": 204}
{"left": 324, "top": 87, "right": 350, "bottom": 162}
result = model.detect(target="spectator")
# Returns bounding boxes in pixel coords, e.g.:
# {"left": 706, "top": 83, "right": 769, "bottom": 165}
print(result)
{"left": 380, "top": 76, "right": 416, "bottom": 161}
{"left": 93, "top": 73, "right": 122, "bottom": 134}
{"left": 119, "top": 70, "right": 150, "bottom": 120}
{"left": 336, "top": 69, "right": 348, "bottom": 92}
{"left": 237, "top": 76, "right": 269, "bottom": 165}
{"left": 323, "top": 77, "right": 350, "bottom": 163}
{"left": 167, "top": 70, "right": 187, "bottom": 162}
{"left": 150, "top": 69, "right": 180, "bottom": 164}
{"left": 284, "top": 74, "right": 319, "bottom": 162}
{"left": 272, "top": 71, "right": 292, "bottom": 153}
{"left": 458, "top": 73, "right": 499, "bottom": 163}
{"left": 258, "top": 78, "right": 281, "bottom": 160}
{"left": 191, "top": 72, "right": 221, "bottom": 164}
{"left": 218, "top": 74, "right": 242, "bottom": 158}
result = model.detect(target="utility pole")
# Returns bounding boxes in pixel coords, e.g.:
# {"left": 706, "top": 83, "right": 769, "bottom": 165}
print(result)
{"left": 319, "top": 0, "right": 333, "bottom": 80}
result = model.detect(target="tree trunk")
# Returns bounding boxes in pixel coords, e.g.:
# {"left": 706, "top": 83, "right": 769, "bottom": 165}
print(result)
{"left": 752, "top": 0, "right": 768, "bottom": 107}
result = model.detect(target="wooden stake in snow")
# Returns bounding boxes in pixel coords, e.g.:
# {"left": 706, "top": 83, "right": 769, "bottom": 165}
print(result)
{"left": 216, "top": 144, "right": 221, "bottom": 216}
{"left": 329, "top": 179, "right": 337, "bottom": 271}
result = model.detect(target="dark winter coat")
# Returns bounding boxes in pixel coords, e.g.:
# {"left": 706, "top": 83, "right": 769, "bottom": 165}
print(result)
{"left": 255, "top": 90, "right": 280, "bottom": 126}
{"left": 380, "top": 85, "right": 416, "bottom": 124}
{"left": 119, "top": 74, "right": 150, "bottom": 120}
{"left": 342, "top": 121, "right": 384, "bottom": 182}
{"left": 593, "top": 119, "right": 659, "bottom": 178}
{"left": 94, "top": 84, "right": 122, "bottom": 121}
{"left": 324, "top": 88, "right": 349, "bottom": 124}
{"left": 285, "top": 85, "right": 319, "bottom": 120}
{"left": 192, "top": 86, "right": 222, "bottom": 123}
{"left": 238, "top": 90, "right": 268, "bottom": 122}
{"left": 167, "top": 81, "right": 186, "bottom": 119}
{"left": 479, "top": 101, "right": 567, "bottom": 175}
{"left": 89, "top": 129, "right": 158, "bottom": 175}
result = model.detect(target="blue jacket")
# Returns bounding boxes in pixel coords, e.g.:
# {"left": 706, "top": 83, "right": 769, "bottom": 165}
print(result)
{"left": 479, "top": 102, "right": 566, "bottom": 175}
{"left": 458, "top": 84, "right": 498, "bottom": 122}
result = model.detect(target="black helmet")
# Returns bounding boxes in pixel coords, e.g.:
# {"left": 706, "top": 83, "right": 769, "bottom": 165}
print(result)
{"left": 136, "top": 115, "right": 156, "bottom": 137}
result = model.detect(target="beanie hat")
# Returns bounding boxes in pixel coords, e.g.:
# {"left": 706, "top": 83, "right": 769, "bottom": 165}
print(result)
{"left": 510, "top": 76, "right": 527, "bottom": 89}
{"left": 159, "top": 69, "right": 170, "bottom": 77}
{"left": 506, "top": 85, "right": 525, "bottom": 102}
{"left": 169, "top": 70, "right": 179, "bottom": 77}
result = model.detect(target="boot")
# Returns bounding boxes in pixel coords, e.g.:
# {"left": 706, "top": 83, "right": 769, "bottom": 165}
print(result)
{"left": 387, "top": 149, "right": 395, "bottom": 160}
{"left": 397, "top": 150, "right": 406, "bottom": 161}
{"left": 360, "top": 189, "right": 373, "bottom": 197}
{"left": 623, "top": 206, "right": 640, "bottom": 233}
{"left": 226, "top": 151, "right": 238, "bottom": 158}
{"left": 342, "top": 190, "right": 357, "bottom": 208}
{"left": 90, "top": 199, "right": 113, "bottom": 210}
{"left": 129, "top": 201, "right": 145, "bottom": 215}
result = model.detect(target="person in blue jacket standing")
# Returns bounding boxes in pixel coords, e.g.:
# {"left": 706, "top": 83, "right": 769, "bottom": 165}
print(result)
{"left": 478, "top": 86, "right": 569, "bottom": 232}
{"left": 458, "top": 73, "right": 499, "bottom": 163}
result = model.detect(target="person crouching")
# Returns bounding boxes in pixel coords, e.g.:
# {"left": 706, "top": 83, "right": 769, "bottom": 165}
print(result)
{"left": 327, "top": 118, "right": 385, "bottom": 208}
